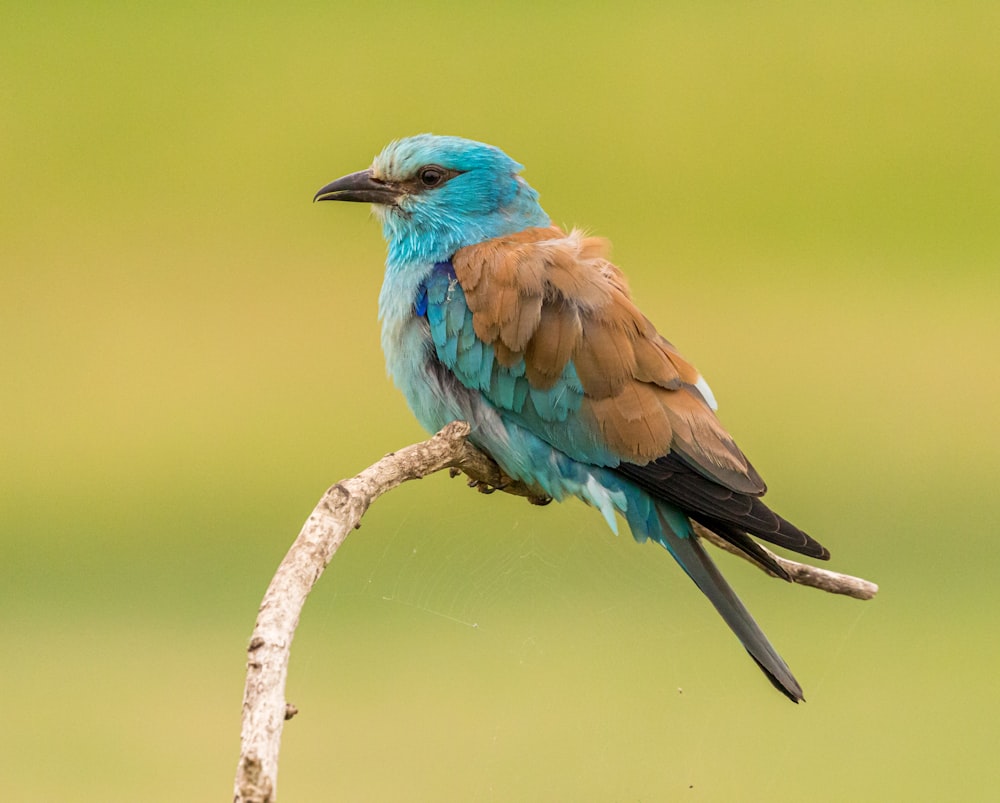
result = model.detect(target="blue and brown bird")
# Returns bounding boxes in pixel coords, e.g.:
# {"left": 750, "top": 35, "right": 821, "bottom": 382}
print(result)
{"left": 315, "top": 134, "right": 830, "bottom": 702}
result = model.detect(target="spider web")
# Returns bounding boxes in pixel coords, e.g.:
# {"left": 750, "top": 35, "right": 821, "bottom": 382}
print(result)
{"left": 331, "top": 486, "right": 697, "bottom": 644}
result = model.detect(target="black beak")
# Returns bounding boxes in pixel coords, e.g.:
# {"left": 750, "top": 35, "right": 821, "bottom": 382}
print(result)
{"left": 313, "top": 169, "right": 401, "bottom": 205}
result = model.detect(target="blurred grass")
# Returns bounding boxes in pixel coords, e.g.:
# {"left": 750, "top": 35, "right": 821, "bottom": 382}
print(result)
{"left": 2, "top": 2, "right": 999, "bottom": 800}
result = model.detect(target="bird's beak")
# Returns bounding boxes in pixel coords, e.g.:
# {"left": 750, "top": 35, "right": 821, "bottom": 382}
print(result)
{"left": 313, "top": 169, "right": 401, "bottom": 205}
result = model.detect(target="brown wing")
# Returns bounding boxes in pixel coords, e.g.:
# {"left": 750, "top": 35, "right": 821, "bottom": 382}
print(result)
{"left": 453, "top": 225, "right": 763, "bottom": 495}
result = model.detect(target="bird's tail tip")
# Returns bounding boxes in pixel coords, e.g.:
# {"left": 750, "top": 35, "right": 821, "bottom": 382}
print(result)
{"left": 748, "top": 651, "right": 804, "bottom": 703}
{"left": 650, "top": 506, "right": 806, "bottom": 703}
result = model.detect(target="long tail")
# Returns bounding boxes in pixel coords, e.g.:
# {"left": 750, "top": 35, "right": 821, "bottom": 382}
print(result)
{"left": 649, "top": 504, "right": 804, "bottom": 702}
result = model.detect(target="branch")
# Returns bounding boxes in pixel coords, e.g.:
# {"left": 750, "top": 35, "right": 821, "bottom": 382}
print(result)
{"left": 691, "top": 522, "right": 878, "bottom": 600}
{"left": 232, "top": 421, "right": 537, "bottom": 802}
{"left": 233, "top": 422, "right": 877, "bottom": 801}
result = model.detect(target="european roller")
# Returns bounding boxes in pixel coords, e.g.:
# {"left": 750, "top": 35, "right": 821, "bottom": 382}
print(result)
{"left": 315, "top": 134, "right": 830, "bottom": 702}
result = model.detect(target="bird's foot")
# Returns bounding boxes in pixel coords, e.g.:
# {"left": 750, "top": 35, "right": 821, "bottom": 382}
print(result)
{"left": 448, "top": 466, "right": 552, "bottom": 507}
{"left": 466, "top": 477, "right": 505, "bottom": 494}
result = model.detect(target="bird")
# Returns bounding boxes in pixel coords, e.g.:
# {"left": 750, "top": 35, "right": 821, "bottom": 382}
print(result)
{"left": 315, "top": 134, "right": 830, "bottom": 702}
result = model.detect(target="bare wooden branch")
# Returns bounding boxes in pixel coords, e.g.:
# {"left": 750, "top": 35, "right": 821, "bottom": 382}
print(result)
{"left": 692, "top": 522, "right": 878, "bottom": 600}
{"left": 234, "top": 421, "right": 473, "bottom": 802}
{"left": 234, "top": 422, "right": 877, "bottom": 801}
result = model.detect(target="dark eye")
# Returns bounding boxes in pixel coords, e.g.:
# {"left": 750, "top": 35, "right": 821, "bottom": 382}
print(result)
{"left": 418, "top": 165, "right": 446, "bottom": 187}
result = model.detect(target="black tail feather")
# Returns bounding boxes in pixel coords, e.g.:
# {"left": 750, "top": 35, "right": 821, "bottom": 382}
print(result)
{"left": 653, "top": 507, "right": 804, "bottom": 702}
{"left": 617, "top": 454, "right": 830, "bottom": 560}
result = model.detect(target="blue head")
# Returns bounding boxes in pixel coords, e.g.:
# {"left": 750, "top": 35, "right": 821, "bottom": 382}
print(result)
{"left": 315, "top": 134, "right": 550, "bottom": 264}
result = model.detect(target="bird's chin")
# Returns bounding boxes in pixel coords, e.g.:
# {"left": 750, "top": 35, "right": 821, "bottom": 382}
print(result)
{"left": 374, "top": 202, "right": 412, "bottom": 224}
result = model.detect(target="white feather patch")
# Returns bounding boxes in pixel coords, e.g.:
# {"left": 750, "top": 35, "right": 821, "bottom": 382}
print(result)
{"left": 584, "top": 475, "right": 621, "bottom": 535}
{"left": 695, "top": 374, "right": 718, "bottom": 411}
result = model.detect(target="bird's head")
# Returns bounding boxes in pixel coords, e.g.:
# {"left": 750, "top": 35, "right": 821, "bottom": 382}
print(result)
{"left": 315, "top": 134, "right": 550, "bottom": 263}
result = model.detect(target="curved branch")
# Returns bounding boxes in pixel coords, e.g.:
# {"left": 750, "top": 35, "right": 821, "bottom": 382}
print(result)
{"left": 233, "top": 422, "right": 877, "bottom": 801}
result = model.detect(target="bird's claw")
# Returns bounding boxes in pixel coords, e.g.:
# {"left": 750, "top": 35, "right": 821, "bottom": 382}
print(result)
{"left": 466, "top": 478, "right": 507, "bottom": 494}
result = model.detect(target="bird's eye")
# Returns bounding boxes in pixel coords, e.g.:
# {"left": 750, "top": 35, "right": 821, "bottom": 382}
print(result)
{"left": 418, "top": 166, "right": 446, "bottom": 187}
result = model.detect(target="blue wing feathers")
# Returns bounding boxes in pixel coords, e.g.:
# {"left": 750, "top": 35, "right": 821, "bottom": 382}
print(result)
{"left": 476, "top": 340, "right": 494, "bottom": 391}
{"left": 420, "top": 262, "right": 614, "bottom": 460}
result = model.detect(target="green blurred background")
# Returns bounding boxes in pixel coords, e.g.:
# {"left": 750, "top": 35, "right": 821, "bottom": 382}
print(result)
{"left": 3, "top": 2, "right": 998, "bottom": 800}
